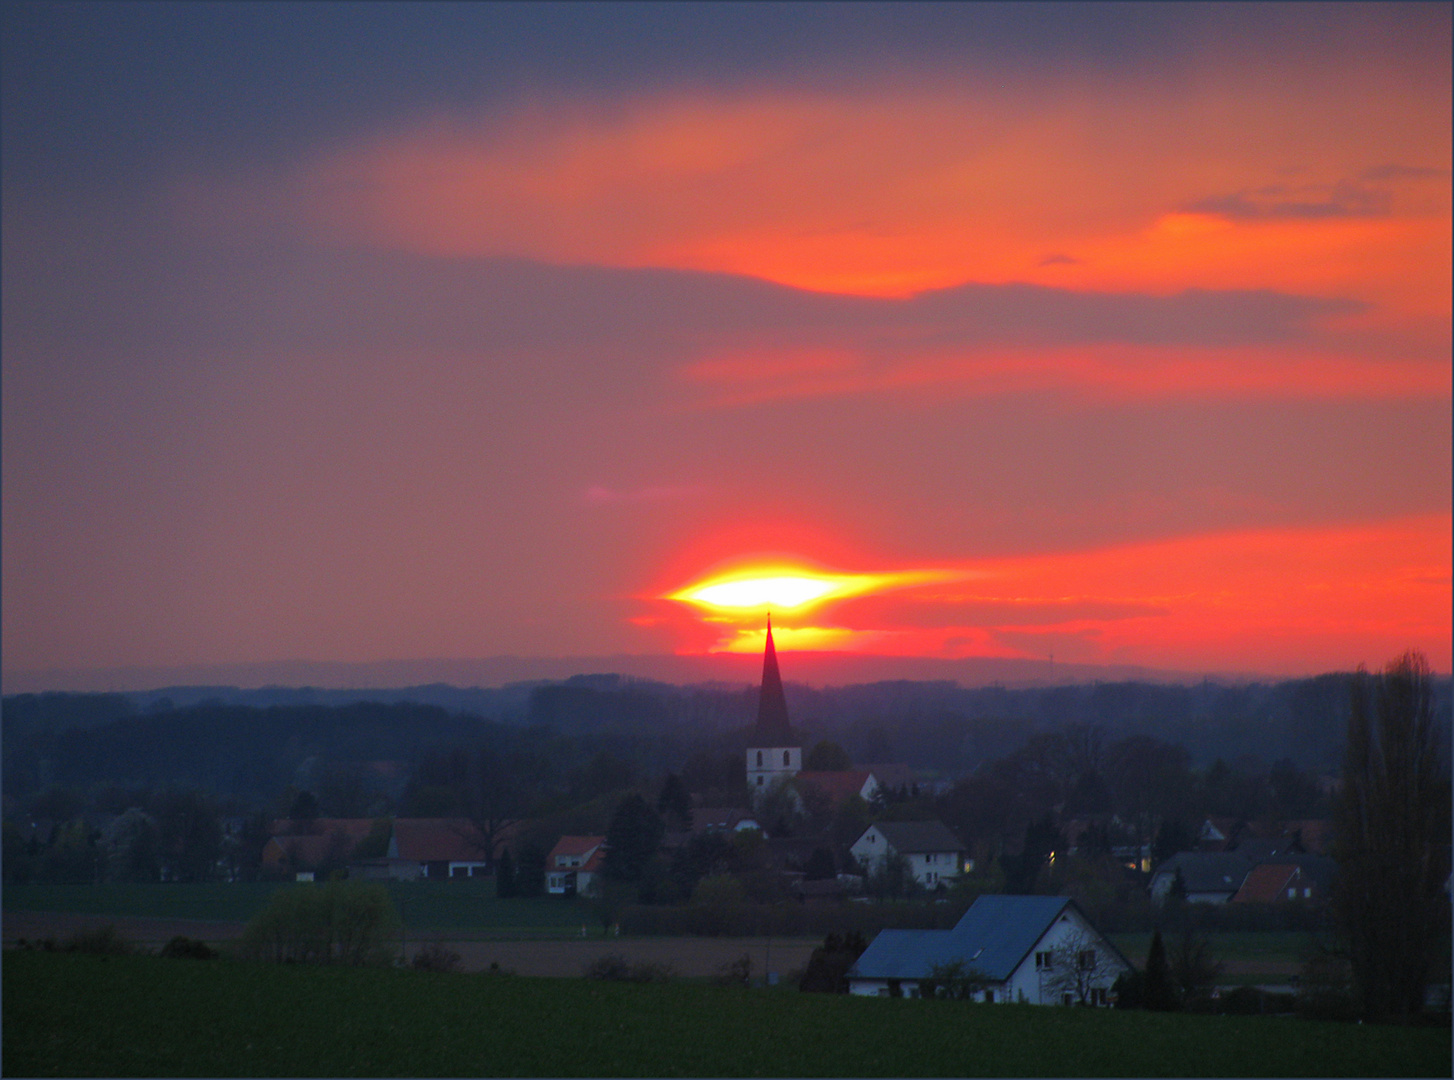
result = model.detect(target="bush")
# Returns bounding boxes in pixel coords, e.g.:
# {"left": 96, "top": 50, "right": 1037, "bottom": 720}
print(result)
{"left": 411, "top": 942, "right": 462, "bottom": 973}
{"left": 714, "top": 953, "right": 753, "bottom": 987}
{"left": 1297, "top": 947, "right": 1358, "bottom": 1022}
{"left": 159, "top": 935, "right": 216, "bottom": 960}
{"left": 62, "top": 925, "right": 131, "bottom": 956}
{"left": 583, "top": 953, "right": 675, "bottom": 983}
{"left": 800, "top": 932, "right": 869, "bottom": 994}
{"left": 238, "top": 879, "right": 399, "bottom": 965}
{"left": 1218, "top": 986, "right": 1267, "bottom": 1015}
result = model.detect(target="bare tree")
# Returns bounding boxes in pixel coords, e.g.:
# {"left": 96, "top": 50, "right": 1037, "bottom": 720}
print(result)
{"left": 1041, "top": 927, "right": 1117, "bottom": 1005}
{"left": 1335, "top": 651, "right": 1449, "bottom": 1023}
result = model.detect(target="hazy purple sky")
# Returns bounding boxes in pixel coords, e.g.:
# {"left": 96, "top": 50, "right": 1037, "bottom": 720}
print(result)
{"left": 3, "top": 2, "right": 1449, "bottom": 688}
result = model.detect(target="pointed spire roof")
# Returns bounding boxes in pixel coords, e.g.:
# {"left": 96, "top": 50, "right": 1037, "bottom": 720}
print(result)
{"left": 754, "top": 614, "right": 792, "bottom": 743}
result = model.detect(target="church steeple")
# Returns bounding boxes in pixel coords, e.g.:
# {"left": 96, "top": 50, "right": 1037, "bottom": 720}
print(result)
{"left": 754, "top": 614, "right": 792, "bottom": 743}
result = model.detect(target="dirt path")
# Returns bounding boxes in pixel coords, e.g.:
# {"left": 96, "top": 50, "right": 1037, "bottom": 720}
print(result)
{"left": 416, "top": 935, "right": 818, "bottom": 979}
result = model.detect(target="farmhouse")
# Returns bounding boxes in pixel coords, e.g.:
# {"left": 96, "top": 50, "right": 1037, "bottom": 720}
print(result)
{"left": 1149, "top": 847, "right": 1337, "bottom": 904}
{"left": 388, "top": 818, "right": 490, "bottom": 879}
{"left": 850, "top": 820, "right": 965, "bottom": 887}
{"left": 847, "top": 894, "right": 1131, "bottom": 1004}
{"left": 546, "top": 835, "right": 605, "bottom": 895}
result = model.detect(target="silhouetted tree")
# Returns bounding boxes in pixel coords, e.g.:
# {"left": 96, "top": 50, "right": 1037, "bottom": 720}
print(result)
{"left": 804, "top": 739, "right": 851, "bottom": 772}
{"left": 799, "top": 932, "right": 869, "bottom": 993}
{"left": 495, "top": 847, "right": 517, "bottom": 898}
{"left": 602, "top": 794, "right": 664, "bottom": 883}
{"left": 656, "top": 773, "right": 693, "bottom": 831}
{"left": 1335, "top": 651, "right": 1449, "bottom": 1023}
{"left": 288, "top": 789, "right": 320, "bottom": 824}
{"left": 1143, "top": 930, "right": 1178, "bottom": 1011}
{"left": 1005, "top": 815, "right": 1060, "bottom": 893}
{"left": 804, "top": 847, "right": 837, "bottom": 881}
{"left": 514, "top": 841, "right": 546, "bottom": 897}
{"left": 1152, "top": 819, "right": 1195, "bottom": 866}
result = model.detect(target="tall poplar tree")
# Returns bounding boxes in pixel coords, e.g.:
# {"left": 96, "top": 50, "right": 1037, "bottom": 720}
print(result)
{"left": 1334, "top": 651, "right": 1448, "bottom": 1022}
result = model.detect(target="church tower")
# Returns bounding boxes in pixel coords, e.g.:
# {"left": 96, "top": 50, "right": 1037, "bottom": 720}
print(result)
{"left": 746, "top": 615, "right": 801, "bottom": 796}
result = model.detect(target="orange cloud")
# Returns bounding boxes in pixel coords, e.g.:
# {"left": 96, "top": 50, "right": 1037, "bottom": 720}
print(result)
{"left": 207, "top": 65, "right": 1447, "bottom": 315}
{"left": 673, "top": 341, "right": 1451, "bottom": 408}
{"left": 661, "top": 514, "right": 1452, "bottom": 674}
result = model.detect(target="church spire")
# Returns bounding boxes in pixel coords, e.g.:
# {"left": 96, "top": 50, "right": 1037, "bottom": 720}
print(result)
{"left": 754, "top": 614, "right": 792, "bottom": 743}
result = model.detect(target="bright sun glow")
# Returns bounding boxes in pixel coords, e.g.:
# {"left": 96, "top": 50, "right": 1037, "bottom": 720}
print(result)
{"left": 679, "top": 575, "right": 842, "bottom": 609}
{"left": 667, "top": 565, "right": 955, "bottom": 613}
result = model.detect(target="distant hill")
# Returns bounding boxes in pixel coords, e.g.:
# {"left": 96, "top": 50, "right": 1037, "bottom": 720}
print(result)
{"left": 3, "top": 651, "right": 1247, "bottom": 696}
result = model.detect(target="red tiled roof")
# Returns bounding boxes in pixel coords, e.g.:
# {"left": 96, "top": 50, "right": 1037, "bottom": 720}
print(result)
{"left": 268, "top": 817, "right": 378, "bottom": 840}
{"left": 262, "top": 819, "right": 381, "bottom": 869}
{"left": 860, "top": 763, "right": 916, "bottom": 789}
{"left": 549, "top": 835, "right": 605, "bottom": 861}
{"left": 793, "top": 771, "right": 873, "bottom": 804}
{"left": 1232, "top": 863, "right": 1299, "bottom": 903}
{"left": 262, "top": 830, "right": 364, "bottom": 869}
{"left": 391, "top": 818, "right": 489, "bottom": 863}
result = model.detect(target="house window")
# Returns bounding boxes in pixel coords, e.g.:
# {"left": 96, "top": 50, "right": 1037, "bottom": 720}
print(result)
{"left": 1303, "top": 887, "right": 1311, "bottom": 898}
{"left": 756, "top": 751, "right": 763, "bottom": 767}
{"left": 783, "top": 750, "right": 791, "bottom": 766}
{"left": 1077, "top": 950, "right": 1096, "bottom": 970}
{"left": 1035, "top": 951, "right": 1053, "bottom": 969}
{"left": 1288, "top": 887, "right": 1297, "bottom": 899}
{"left": 757, "top": 775, "right": 764, "bottom": 785}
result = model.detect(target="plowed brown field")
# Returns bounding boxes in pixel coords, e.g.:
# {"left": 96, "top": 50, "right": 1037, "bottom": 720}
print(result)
{"left": 3, "top": 910, "right": 818, "bottom": 979}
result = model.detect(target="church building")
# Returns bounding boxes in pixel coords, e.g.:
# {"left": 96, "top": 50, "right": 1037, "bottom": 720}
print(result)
{"left": 746, "top": 616, "right": 802, "bottom": 798}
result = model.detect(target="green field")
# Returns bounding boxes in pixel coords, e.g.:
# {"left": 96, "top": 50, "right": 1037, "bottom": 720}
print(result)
{"left": 5, "top": 951, "right": 1447, "bottom": 1077}
{"left": 2, "top": 881, "right": 593, "bottom": 935}
{"left": 1109, "top": 931, "right": 1326, "bottom": 964}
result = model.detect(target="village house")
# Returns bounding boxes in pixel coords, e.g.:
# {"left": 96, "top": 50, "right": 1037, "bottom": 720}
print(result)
{"left": 262, "top": 817, "right": 380, "bottom": 879}
{"left": 546, "top": 835, "right": 606, "bottom": 895}
{"left": 1150, "top": 846, "right": 1337, "bottom": 904}
{"left": 850, "top": 820, "right": 966, "bottom": 888}
{"left": 847, "top": 894, "right": 1131, "bottom": 1004}
{"left": 387, "top": 818, "right": 491, "bottom": 879}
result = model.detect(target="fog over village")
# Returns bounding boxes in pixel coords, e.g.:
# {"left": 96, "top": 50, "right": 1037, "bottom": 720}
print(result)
{"left": 2, "top": 3, "right": 1451, "bottom": 1076}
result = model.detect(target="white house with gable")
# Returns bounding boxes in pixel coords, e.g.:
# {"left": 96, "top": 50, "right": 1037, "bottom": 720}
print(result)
{"left": 850, "top": 820, "right": 966, "bottom": 887}
{"left": 847, "top": 894, "right": 1131, "bottom": 1005}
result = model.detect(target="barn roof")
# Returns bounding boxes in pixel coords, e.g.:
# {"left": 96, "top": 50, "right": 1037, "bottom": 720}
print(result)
{"left": 390, "top": 818, "right": 488, "bottom": 863}
{"left": 848, "top": 895, "right": 1116, "bottom": 984}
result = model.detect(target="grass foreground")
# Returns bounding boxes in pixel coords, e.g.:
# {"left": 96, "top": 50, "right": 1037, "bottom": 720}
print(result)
{"left": 5, "top": 951, "right": 1449, "bottom": 1078}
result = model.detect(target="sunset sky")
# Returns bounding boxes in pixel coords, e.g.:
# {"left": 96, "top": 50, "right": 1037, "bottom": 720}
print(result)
{"left": 3, "top": 2, "right": 1450, "bottom": 689}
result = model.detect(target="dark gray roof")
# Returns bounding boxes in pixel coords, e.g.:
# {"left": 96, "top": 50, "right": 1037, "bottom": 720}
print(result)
{"left": 848, "top": 895, "right": 1128, "bottom": 983}
{"left": 868, "top": 820, "right": 963, "bottom": 854}
{"left": 1277, "top": 853, "right": 1338, "bottom": 891}
{"left": 1153, "top": 851, "right": 1252, "bottom": 895}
